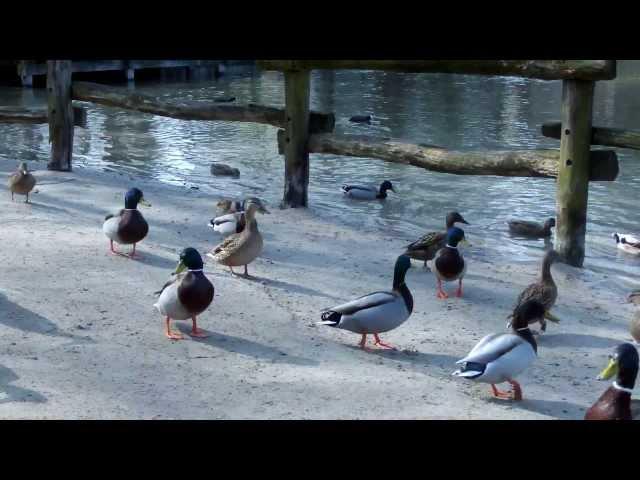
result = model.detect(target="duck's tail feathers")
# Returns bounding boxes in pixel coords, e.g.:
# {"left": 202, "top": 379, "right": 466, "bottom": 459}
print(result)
{"left": 452, "top": 361, "right": 485, "bottom": 379}
{"left": 452, "top": 369, "right": 483, "bottom": 379}
{"left": 318, "top": 311, "right": 341, "bottom": 326}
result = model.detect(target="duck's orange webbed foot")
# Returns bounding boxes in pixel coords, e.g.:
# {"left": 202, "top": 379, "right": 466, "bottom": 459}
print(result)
{"left": 373, "top": 333, "right": 396, "bottom": 350}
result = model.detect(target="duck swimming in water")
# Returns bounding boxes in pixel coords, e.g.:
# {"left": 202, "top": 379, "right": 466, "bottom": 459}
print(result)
{"left": 613, "top": 233, "right": 640, "bottom": 255}
{"left": 341, "top": 180, "right": 395, "bottom": 200}
{"left": 508, "top": 217, "right": 555, "bottom": 239}
{"left": 102, "top": 188, "right": 151, "bottom": 258}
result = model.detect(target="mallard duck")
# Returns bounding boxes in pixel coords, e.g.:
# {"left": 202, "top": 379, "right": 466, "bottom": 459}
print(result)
{"left": 629, "top": 290, "right": 640, "bottom": 306}
{"left": 102, "top": 188, "right": 151, "bottom": 258}
{"left": 585, "top": 343, "right": 638, "bottom": 420}
{"left": 349, "top": 114, "right": 372, "bottom": 123}
{"left": 206, "top": 201, "right": 264, "bottom": 277}
{"left": 341, "top": 180, "right": 395, "bottom": 200}
{"left": 508, "top": 217, "right": 555, "bottom": 238}
{"left": 209, "top": 199, "right": 269, "bottom": 237}
{"left": 216, "top": 197, "right": 265, "bottom": 215}
{"left": 318, "top": 255, "right": 413, "bottom": 350}
{"left": 508, "top": 249, "right": 561, "bottom": 333}
{"left": 154, "top": 248, "right": 214, "bottom": 341}
{"left": 613, "top": 233, "right": 640, "bottom": 255}
{"left": 433, "top": 227, "right": 470, "bottom": 299}
{"left": 453, "top": 299, "right": 545, "bottom": 401}
{"left": 404, "top": 211, "right": 469, "bottom": 268}
{"left": 631, "top": 310, "right": 640, "bottom": 345}
{"left": 7, "top": 161, "right": 36, "bottom": 203}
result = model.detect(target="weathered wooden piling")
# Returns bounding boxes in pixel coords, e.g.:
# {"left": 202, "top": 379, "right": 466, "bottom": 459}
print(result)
{"left": 282, "top": 69, "right": 311, "bottom": 208}
{"left": 47, "top": 61, "right": 74, "bottom": 171}
{"left": 555, "top": 80, "right": 595, "bottom": 267}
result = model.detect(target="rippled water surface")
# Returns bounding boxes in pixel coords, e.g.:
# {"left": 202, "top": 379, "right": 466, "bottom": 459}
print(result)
{"left": 1, "top": 62, "right": 639, "bottom": 291}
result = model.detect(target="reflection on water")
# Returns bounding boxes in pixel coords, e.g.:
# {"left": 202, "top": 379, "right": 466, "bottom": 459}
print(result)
{"left": 0, "top": 62, "right": 639, "bottom": 293}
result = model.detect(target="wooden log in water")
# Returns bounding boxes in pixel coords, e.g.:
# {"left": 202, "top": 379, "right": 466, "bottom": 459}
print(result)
{"left": 47, "top": 61, "right": 74, "bottom": 172}
{"left": 554, "top": 80, "right": 596, "bottom": 268}
{"left": 0, "top": 106, "right": 87, "bottom": 127}
{"left": 71, "top": 81, "right": 334, "bottom": 133}
{"left": 276, "top": 130, "right": 618, "bottom": 181}
{"left": 542, "top": 121, "right": 640, "bottom": 151}
{"left": 258, "top": 60, "right": 616, "bottom": 81}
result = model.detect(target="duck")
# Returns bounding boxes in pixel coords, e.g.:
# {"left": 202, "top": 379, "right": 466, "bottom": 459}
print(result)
{"left": 207, "top": 201, "right": 264, "bottom": 277}
{"left": 318, "top": 255, "right": 413, "bottom": 350}
{"left": 613, "top": 233, "right": 640, "bottom": 255}
{"left": 102, "top": 187, "right": 151, "bottom": 258}
{"left": 453, "top": 299, "right": 545, "bottom": 401}
{"left": 631, "top": 310, "right": 640, "bottom": 345}
{"left": 154, "top": 248, "right": 214, "bottom": 341}
{"left": 432, "top": 227, "right": 470, "bottom": 299}
{"left": 508, "top": 217, "right": 556, "bottom": 238}
{"left": 508, "top": 249, "right": 562, "bottom": 333}
{"left": 7, "top": 161, "right": 36, "bottom": 203}
{"left": 209, "top": 199, "right": 269, "bottom": 238}
{"left": 585, "top": 343, "right": 639, "bottom": 420}
{"left": 216, "top": 197, "right": 265, "bottom": 215}
{"left": 349, "top": 114, "right": 372, "bottom": 123}
{"left": 404, "top": 211, "right": 469, "bottom": 268}
{"left": 341, "top": 180, "right": 395, "bottom": 200}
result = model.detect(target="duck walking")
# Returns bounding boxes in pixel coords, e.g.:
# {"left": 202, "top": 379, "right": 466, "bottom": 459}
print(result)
{"left": 509, "top": 249, "right": 561, "bottom": 333}
{"left": 453, "top": 299, "right": 545, "bottom": 401}
{"left": 613, "top": 233, "right": 640, "bottom": 255}
{"left": 102, "top": 188, "right": 150, "bottom": 258}
{"left": 318, "top": 255, "right": 413, "bottom": 350}
{"left": 8, "top": 162, "right": 36, "bottom": 203}
{"left": 207, "top": 201, "right": 265, "bottom": 277}
{"left": 341, "top": 180, "right": 395, "bottom": 200}
{"left": 585, "top": 343, "right": 638, "bottom": 420}
{"left": 154, "top": 248, "right": 214, "bottom": 341}
{"left": 405, "top": 211, "right": 469, "bottom": 268}
{"left": 508, "top": 217, "right": 555, "bottom": 238}
{"left": 209, "top": 199, "right": 269, "bottom": 238}
{"left": 432, "top": 227, "right": 469, "bottom": 299}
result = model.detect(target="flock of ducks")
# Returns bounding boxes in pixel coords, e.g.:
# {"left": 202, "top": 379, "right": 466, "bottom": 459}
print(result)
{"left": 6, "top": 162, "right": 640, "bottom": 420}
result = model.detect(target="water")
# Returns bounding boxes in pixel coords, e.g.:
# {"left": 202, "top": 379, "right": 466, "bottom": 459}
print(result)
{"left": 0, "top": 62, "right": 639, "bottom": 291}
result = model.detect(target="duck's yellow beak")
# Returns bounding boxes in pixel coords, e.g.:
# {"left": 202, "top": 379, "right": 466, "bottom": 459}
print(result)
{"left": 139, "top": 198, "right": 152, "bottom": 207}
{"left": 597, "top": 358, "right": 618, "bottom": 380}
{"left": 173, "top": 260, "right": 187, "bottom": 275}
{"left": 460, "top": 238, "right": 472, "bottom": 247}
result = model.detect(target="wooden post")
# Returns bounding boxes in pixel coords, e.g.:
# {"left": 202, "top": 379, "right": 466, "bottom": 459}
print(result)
{"left": 282, "top": 69, "right": 310, "bottom": 208}
{"left": 47, "top": 60, "right": 74, "bottom": 171}
{"left": 555, "top": 80, "right": 595, "bottom": 267}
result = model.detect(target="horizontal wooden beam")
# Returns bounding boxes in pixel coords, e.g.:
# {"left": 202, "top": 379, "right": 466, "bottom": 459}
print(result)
{"left": 71, "top": 81, "right": 334, "bottom": 133}
{"left": 258, "top": 60, "right": 616, "bottom": 80}
{"left": 0, "top": 105, "right": 86, "bottom": 128}
{"left": 542, "top": 121, "right": 640, "bottom": 151}
{"left": 276, "top": 130, "right": 618, "bottom": 181}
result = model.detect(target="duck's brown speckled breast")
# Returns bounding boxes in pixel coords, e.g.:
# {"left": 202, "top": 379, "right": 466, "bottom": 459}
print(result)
{"left": 584, "top": 387, "right": 632, "bottom": 420}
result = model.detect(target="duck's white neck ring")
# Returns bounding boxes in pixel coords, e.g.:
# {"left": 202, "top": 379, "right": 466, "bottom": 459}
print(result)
{"left": 515, "top": 326, "right": 530, "bottom": 331}
{"left": 445, "top": 244, "right": 457, "bottom": 249}
{"left": 188, "top": 269, "right": 203, "bottom": 272}
{"left": 123, "top": 208, "right": 137, "bottom": 211}
{"left": 613, "top": 382, "right": 634, "bottom": 394}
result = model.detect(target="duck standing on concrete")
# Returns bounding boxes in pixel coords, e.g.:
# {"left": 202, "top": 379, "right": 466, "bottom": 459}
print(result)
{"left": 102, "top": 188, "right": 151, "bottom": 258}
{"left": 8, "top": 161, "right": 36, "bottom": 203}
{"left": 405, "top": 211, "right": 469, "bottom": 268}
{"left": 432, "top": 227, "right": 469, "bottom": 299}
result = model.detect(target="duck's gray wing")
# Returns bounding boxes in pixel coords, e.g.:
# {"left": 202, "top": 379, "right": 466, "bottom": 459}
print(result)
{"left": 457, "top": 333, "right": 524, "bottom": 365}
{"left": 342, "top": 184, "right": 374, "bottom": 193}
{"left": 153, "top": 273, "right": 184, "bottom": 296}
{"left": 322, "top": 291, "right": 396, "bottom": 315}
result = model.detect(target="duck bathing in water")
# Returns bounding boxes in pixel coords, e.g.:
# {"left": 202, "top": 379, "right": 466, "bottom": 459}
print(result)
{"left": 102, "top": 188, "right": 151, "bottom": 258}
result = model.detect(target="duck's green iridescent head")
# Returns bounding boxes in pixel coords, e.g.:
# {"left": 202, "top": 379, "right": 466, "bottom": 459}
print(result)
{"left": 445, "top": 227, "right": 469, "bottom": 248}
{"left": 598, "top": 343, "right": 639, "bottom": 389}
{"left": 174, "top": 247, "right": 204, "bottom": 274}
{"left": 125, "top": 188, "right": 151, "bottom": 209}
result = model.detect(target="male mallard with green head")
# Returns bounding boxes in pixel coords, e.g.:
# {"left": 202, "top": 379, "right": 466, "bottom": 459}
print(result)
{"left": 102, "top": 188, "right": 151, "bottom": 258}
{"left": 432, "top": 227, "right": 470, "bottom": 299}
{"left": 318, "top": 255, "right": 413, "bottom": 350}
{"left": 405, "top": 211, "right": 469, "bottom": 268}
{"left": 8, "top": 161, "right": 36, "bottom": 203}
{"left": 207, "top": 201, "right": 264, "bottom": 277}
{"left": 154, "top": 248, "right": 214, "bottom": 341}
{"left": 453, "top": 299, "right": 544, "bottom": 401}
{"left": 585, "top": 343, "right": 638, "bottom": 420}
{"left": 509, "top": 249, "right": 561, "bottom": 333}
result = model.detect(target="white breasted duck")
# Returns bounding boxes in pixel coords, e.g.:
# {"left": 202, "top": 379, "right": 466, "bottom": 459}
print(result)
{"left": 102, "top": 188, "right": 151, "bottom": 258}
{"left": 209, "top": 199, "right": 269, "bottom": 238}
{"left": 405, "top": 211, "right": 469, "bottom": 268}
{"left": 341, "top": 180, "right": 395, "bottom": 200}
{"left": 453, "top": 299, "right": 545, "bottom": 401}
{"left": 585, "top": 343, "right": 639, "bottom": 420}
{"left": 318, "top": 255, "right": 413, "bottom": 350}
{"left": 432, "top": 227, "right": 469, "bottom": 299}
{"left": 613, "top": 233, "right": 640, "bottom": 255}
{"left": 154, "top": 248, "right": 214, "bottom": 341}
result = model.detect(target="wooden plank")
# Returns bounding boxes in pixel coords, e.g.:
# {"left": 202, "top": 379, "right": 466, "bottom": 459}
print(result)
{"left": 555, "top": 80, "right": 595, "bottom": 267}
{"left": 258, "top": 60, "right": 616, "bottom": 81}
{"left": 0, "top": 105, "right": 87, "bottom": 128}
{"left": 47, "top": 61, "right": 74, "bottom": 171}
{"left": 71, "top": 81, "right": 334, "bottom": 133}
{"left": 276, "top": 130, "right": 618, "bottom": 181}
{"left": 282, "top": 70, "right": 311, "bottom": 208}
{"left": 542, "top": 121, "right": 640, "bottom": 151}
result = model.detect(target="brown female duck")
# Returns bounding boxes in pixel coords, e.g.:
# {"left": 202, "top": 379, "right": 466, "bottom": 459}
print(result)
{"left": 508, "top": 218, "right": 555, "bottom": 238}
{"left": 8, "top": 162, "right": 36, "bottom": 202}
